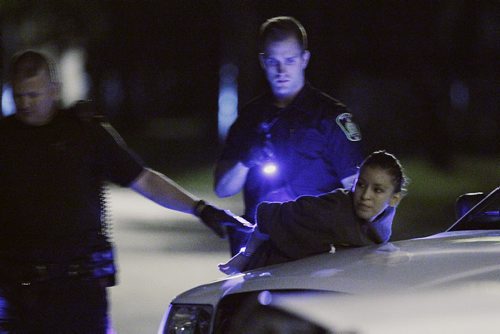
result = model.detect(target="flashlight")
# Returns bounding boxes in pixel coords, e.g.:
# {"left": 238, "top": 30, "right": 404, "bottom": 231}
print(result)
{"left": 262, "top": 161, "right": 278, "bottom": 175}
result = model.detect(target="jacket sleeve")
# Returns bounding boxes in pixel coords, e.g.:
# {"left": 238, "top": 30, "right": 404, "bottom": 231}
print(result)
{"left": 94, "top": 122, "right": 144, "bottom": 186}
{"left": 255, "top": 190, "right": 394, "bottom": 259}
{"left": 256, "top": 191, "right": 358, "bottom": 259}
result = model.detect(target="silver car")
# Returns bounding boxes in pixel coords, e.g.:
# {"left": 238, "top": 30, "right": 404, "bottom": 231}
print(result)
{"left": 159, "top": 186, "right": 500, "bottom": 334}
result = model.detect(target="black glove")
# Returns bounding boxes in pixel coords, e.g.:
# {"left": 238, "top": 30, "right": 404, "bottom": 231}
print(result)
{"left": 241, "top": 141, "right": 275, "bottom": 168}
{"left": 194, "top": 200, "right": 254, "bottom": 238}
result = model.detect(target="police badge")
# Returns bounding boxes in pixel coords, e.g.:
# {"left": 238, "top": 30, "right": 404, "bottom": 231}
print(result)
{"left": 336, "top": 113, "right": 362, "bottom": 141}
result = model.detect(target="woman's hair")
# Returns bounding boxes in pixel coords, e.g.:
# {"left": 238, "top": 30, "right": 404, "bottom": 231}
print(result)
{"left": 9, "top": 50, "right": 58, "bottom": 84}
{"left": 258, "top": 16, "right": 308, "bottom": 52}
{"left": 360, "top": 150, "right": 409, "bottom": 193}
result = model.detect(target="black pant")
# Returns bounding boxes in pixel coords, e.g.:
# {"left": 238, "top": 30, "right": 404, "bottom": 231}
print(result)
{"left": 0, "top": 278, "right": 108, "bottom": 333}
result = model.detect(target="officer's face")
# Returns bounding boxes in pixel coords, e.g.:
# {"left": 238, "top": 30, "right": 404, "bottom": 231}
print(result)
{"left": 12, "top": 69, "right": 58, "bottom": 126}
{"left": 259, "top": 36, "right": 310, "bottom": 107}
{"left": 353, "top": 166, "right": 401, "bottom": 222}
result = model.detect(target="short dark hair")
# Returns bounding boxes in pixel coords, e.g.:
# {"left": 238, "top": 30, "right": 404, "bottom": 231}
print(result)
{"left": 258, "top": 16, "right": 308, "bottom": 52}
{"left": 9, "top": 50, "right": 58, "bottom": 83}
{"left": 360, "top": 150, "right": 409, "bottom": 193}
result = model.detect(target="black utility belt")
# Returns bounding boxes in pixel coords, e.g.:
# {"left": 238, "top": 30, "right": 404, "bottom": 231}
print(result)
{"left": 0, "top": 248, "right": 116, "bottom": 287}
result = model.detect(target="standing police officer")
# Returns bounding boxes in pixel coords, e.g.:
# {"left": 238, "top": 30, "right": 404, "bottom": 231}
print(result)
{"left": 214, "top": 16, "right": 364, "bottom": 255}
{"left": 0, "top": 50, "right": 247, "bottom": 333}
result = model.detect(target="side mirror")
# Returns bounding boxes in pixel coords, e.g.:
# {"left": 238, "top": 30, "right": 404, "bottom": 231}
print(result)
{"left": 455, "top": 192, "right": 485, "bottom": 220}
{"left": 448, "top": 187, "right": 500, "bottom": 232}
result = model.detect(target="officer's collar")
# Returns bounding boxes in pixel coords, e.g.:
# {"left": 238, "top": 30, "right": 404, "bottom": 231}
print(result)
{"left": 264, "top": 82, "right": 313, "bottom": 112}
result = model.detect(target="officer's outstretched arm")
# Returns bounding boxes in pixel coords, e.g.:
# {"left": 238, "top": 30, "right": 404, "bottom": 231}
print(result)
{"left": 131, "top": 168, "right": 252, "bottom": 238}
{"left": 131, "top": 168, "right": 200, "bottom": 214}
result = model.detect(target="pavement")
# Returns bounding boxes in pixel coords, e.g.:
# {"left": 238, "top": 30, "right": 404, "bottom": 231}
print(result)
{"left": 107, "top": 185, "right": 240, "bottom": 334}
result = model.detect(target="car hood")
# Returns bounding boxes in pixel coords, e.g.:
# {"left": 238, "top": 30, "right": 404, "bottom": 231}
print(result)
{"left": 171, "top": 230, "right": 500, "bottom": 304}
{"left": 269, "top": 282, "right": 500, "bottom": 334}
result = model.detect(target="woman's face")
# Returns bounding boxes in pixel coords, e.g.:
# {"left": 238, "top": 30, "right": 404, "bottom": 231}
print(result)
{"left": 353, "top": 166, "right": 401, "bottom": 221}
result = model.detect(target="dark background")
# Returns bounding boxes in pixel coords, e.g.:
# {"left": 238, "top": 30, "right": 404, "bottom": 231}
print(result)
{"left": 1, "top": 0, "right": 499, "bottom": 239}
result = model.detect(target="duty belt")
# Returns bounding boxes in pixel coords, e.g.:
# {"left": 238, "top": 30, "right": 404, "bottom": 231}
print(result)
{"left": 0, "top": 248, "right": 116, "bottom": 287}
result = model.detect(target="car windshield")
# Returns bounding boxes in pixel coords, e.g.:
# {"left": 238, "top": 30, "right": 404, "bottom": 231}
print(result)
{"left": 448, "top": 186, "right": 500, "bottom": 231}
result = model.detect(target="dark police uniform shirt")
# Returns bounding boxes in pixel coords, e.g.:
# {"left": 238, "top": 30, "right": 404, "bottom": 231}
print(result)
{"left": 220, "top": 83, "right": 364, "bottom": 220}
{"left": 247, "top": 189, "right": 395, "bottom": 269}
{"left": 0, "top": 109, "right": 144, "bottom": 264}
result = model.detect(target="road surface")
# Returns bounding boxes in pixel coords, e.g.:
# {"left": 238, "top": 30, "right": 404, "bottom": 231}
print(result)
{"left": 108, "top": 185, "right": 241, "bottom": 333}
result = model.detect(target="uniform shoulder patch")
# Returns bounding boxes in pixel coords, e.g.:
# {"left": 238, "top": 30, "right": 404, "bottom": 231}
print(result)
{"left": 335, "top": 113, "right": 362, "bottom": 141}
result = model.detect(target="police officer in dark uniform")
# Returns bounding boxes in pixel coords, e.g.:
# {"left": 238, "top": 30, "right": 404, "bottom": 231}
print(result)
{"left": 215, "top": 16, "right": 364, "bottom": 256}
{"left": 0, "top": 50, "right": 248, "bottom": 333}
